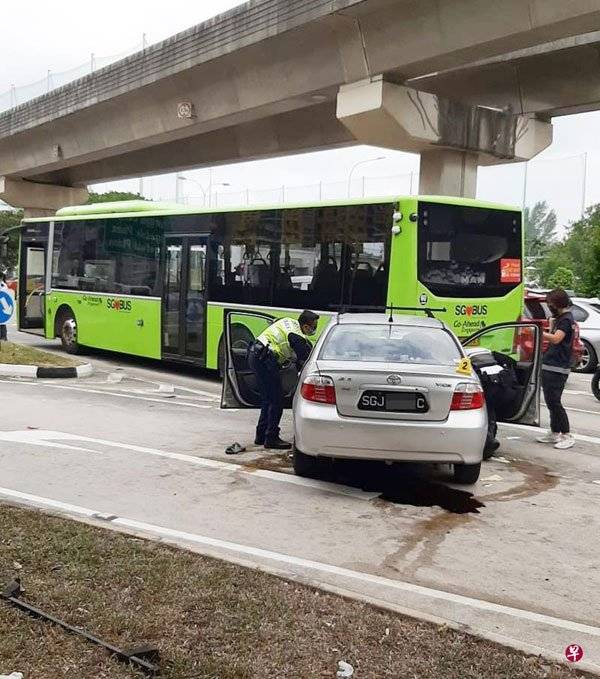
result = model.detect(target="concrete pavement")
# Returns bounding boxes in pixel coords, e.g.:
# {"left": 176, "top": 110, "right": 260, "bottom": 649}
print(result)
{"left": 1, "top": 325, "right": 600, "bottom": 673}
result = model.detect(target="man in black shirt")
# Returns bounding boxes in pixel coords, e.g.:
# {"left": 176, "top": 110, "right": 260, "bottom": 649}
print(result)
{"left": 537, "top": 288, "right": 575, "bottom": 449}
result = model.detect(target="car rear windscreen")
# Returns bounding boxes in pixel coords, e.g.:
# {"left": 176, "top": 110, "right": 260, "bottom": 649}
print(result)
{"left": 320, "top": 324, "right": 461, "bottom": 365}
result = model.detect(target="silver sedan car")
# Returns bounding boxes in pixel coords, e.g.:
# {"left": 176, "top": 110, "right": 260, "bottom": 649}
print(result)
{"left": 571, "top": 298, "right": 600, "bottom": 373}
{"left": 293, "top": 314, "right": 487, "bottom": 484}
{"left": 221, "top": 311, "right": 543, "bottom": 486}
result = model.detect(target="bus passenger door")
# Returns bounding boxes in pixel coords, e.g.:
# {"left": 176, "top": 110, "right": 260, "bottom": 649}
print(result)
{"left": 19, "top": 241, "right": 47, "bottom": 331}
{"left": 162, "top": 236, "right": 208, "bottom": 362}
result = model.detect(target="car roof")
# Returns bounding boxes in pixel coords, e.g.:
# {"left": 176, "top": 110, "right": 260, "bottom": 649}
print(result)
{"left": 572, "top": 297, "right": 600, "bottom": 305}
{"left": 335, "top": 313, "right": 444, "bottom": 329}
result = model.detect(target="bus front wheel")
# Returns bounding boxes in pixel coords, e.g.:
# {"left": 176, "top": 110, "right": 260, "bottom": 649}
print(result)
{"left": 56, "top": 308, "right": 81, "bottom": 355}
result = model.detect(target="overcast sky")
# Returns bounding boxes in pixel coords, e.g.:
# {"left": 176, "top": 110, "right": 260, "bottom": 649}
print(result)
{"left": 2, "top": 0, "right": 599, "bottom": 231}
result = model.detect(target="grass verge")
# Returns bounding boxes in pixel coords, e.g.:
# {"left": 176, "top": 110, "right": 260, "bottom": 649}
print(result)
{"left": 0, "top": 504, "right": 591, "bottom": 679}
{"left": 0, "top": 342, "right": 81, "bottom": 367}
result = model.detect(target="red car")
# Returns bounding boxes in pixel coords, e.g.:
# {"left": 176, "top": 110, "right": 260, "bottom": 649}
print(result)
{"left": 520, "top": 291, "right": 583, "bottom": 366}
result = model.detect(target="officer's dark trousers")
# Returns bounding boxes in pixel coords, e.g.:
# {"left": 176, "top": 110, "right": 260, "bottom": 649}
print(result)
{"left": 248, "top": 348, "right": 283, "bottom": 443}
{"left": 542, "top": 369, "right": 570, "bottom": 434}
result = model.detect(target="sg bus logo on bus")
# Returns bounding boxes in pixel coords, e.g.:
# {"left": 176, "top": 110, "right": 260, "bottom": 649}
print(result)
{"left": 107, "top": 298, "right": 132, "bottom": 313}
{"left": 454, "top": 304, "right": 488, "bottom": 317}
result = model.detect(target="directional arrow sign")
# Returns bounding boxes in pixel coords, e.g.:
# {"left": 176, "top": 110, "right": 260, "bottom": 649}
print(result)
{"left": 0, "top": 290, "right": 14, "bottom": 324}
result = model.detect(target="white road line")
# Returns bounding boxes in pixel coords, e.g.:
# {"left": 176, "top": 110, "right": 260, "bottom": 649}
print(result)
{"left": 0, "top": 430, "right": 374, "bottom": 501}
{"left": 500, "top": 422, "right": 600, "bottom": 446}
{"left": 0, "top": 380, "right": 211, "bottom": 409}
{"left": 0, "top": 485, "right": 598, "bottom": 641}
{"left": 565, "top": 406, "right": 600, "bottom": 416}
{"left": 565, "top": 389, "right": 591, "bottom": 396}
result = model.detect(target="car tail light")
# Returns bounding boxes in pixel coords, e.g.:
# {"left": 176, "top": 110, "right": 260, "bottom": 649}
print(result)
{"left": 451, "top": 383, "right": 485, "bottom": 410}
{"left": 300, "top": 375, "right": 336, "bottom": 404}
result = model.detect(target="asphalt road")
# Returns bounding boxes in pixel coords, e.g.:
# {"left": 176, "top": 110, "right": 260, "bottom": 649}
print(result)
{"left": 2, "top": 324, "right": 600, "bottom": 674}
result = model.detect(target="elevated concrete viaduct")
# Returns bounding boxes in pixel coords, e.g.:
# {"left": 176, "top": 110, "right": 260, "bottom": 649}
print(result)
{"left": 2, "top": 0, "right": 600, "bottom": 213}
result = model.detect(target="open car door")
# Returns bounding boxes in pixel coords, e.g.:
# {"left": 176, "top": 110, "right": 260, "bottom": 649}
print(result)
{"left": 462, "top": 322, "right": 542, "bottom": 426}
{"left": 221, "top": 310, "right": 299, "bottom": 409}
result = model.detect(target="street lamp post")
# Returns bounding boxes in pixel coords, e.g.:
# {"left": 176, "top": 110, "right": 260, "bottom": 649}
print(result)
{"left": 347, "top": 156, "right": 386, "bottom": 198}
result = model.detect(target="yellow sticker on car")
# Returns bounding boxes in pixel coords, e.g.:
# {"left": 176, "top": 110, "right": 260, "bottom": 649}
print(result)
{"left": 456, "top": 358, "right": 473, "bottom": 375}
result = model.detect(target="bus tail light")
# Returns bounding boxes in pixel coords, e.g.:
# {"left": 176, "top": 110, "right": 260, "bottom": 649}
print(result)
{"left": 451, "top": 383, "right": 485, "bottom": 411}
{"left": 301, "top": 375, "right": 336, "bottom": 404}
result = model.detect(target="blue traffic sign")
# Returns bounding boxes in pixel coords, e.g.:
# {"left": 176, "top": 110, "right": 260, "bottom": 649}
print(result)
{"left": 0, "top": 290, "right": 15, "bottom": 324}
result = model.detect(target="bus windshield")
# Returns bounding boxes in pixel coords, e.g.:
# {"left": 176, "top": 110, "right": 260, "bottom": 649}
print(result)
{"left": 417, "top": 201, "right": 521, "bottom": 298}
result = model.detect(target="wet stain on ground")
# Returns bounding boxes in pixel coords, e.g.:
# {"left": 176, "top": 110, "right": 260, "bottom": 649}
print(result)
{"left": 384, "top": 512, "right": 473, "bottom": 578}
{"left": 242, "top": 452, "right": 293, "bottom": 473}
{"left": 322, "top": 460, "right": 485, "bottom": 514}
{"left": 484, "top": 458, "right": 559, "bottom": 503}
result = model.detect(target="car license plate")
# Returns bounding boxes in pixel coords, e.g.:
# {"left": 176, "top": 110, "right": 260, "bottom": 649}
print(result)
{"left": 358, "top": 391, "right": 429, "bottom": 413}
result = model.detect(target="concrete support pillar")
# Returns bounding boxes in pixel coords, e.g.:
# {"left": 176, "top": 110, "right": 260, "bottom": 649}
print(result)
{"left": 337, "top": 77, "right": 553, "bottom": 196}
{"left": 419, "top": 149, "right": 478, "bottom": 198}
{"left": 0, "top": 177, "right": 88, "bottom": 217}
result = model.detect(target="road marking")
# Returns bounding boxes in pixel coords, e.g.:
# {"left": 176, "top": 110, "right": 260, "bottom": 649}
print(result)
{"left": 0, "top": 379, "right": 211, "bottom": 409}
{"left": 0, "top": 430, "right": 374, "bottom": 501}
{"left": 500, "top": 422, "right": 600, "bottom": 446}
{"left": 565, "top": 407, "right": 600, "bottom": 416}
{"left": 0, "top": 485, "right": 599, "bottom": 641}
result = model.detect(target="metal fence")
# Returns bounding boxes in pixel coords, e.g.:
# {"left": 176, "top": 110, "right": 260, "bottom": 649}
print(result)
{"left": 0, "top": 39, "right": 145, "bottom": 113}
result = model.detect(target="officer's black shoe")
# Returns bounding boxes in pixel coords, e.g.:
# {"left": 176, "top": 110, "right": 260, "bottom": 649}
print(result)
{"left": 254, "top": 436, "right": 265, "bottom": 446}
{"left": 483, "top": 439, "right": 501, "bottom": 460}
{"left": 264, "top": 438, "right": 292, "bottom": 450}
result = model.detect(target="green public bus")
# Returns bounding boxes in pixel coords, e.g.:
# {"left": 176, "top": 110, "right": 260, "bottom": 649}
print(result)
{"left": 8, "top": 196, "right": 524, "bottom": 369}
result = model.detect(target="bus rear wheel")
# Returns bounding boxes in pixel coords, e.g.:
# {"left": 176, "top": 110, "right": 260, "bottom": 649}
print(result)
{"left": 56, "top": 309, "right": 81, "bottom": 355}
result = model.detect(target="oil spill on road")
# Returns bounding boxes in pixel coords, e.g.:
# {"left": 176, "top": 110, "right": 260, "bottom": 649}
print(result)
{"left": 242, "top": 452, "right": 293, "bottom": 473}
{"left": 484, "top": 458, "right": 559, "bottom": 503}
{"left": 379, "top": 458, "right": 560, "bottom": 578}
{"left": 328, "top": 461, "right": 485, "bottom": 514}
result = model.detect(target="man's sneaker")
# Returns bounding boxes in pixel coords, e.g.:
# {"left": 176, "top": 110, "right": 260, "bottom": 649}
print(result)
{"left": 264, "top": 438, "right": 292, "bottom": 450}
{"left": 537, "top": 432, "right": 561, "bottom": 444}
{"left": 554, "top": 434, "right": 575, "bottom": 450}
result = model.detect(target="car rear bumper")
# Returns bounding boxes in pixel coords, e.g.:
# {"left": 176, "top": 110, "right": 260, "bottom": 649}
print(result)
{"left": 293, "top": 400, "right": 487, "bottom": 464}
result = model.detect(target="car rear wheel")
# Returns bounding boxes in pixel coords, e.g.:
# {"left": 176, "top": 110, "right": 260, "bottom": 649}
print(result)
{"left": 575, "top": 340, "right": 598, "bottom": 374}
{"left": 293, "top": 446, "right": 320, "bottom": 478}
{"left": 453, "top": 462, "right": 481, "bottom": 485}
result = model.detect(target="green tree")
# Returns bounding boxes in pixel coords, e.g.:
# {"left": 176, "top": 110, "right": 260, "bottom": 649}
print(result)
{"left": 0, "top": 208, "right": 23, "bottom": 271}
{"left": 547, "top": 266, "right": 575, "bottom": 290}
{"left": 538, "top": 204, "right": 600, "bottom": 296}
{"left": 524, "top": 201, "right": 557, "bottom": 259}
{"left": 87, "top": 190, "right": 145, "bottom": 204}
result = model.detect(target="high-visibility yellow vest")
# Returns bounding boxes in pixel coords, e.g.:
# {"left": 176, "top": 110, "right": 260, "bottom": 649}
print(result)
{"left": 257, "top": 317, "right": 305, "bottom": 364}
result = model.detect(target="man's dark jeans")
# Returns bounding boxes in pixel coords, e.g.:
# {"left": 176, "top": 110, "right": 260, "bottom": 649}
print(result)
{"left": 542, "top": 369, "right": 570, "bottom": 434}
{"left": 248, "top": 346, "right": 283, "bottom": 443}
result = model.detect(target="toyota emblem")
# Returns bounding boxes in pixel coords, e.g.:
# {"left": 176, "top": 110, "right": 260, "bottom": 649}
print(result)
{"left": 386, "top": 374, "right": 402, "bottom": 385}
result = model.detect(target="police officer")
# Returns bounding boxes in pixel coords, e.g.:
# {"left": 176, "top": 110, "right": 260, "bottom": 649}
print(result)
{"left": 248, "top": 310, "right": 319, "bottom": 449}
